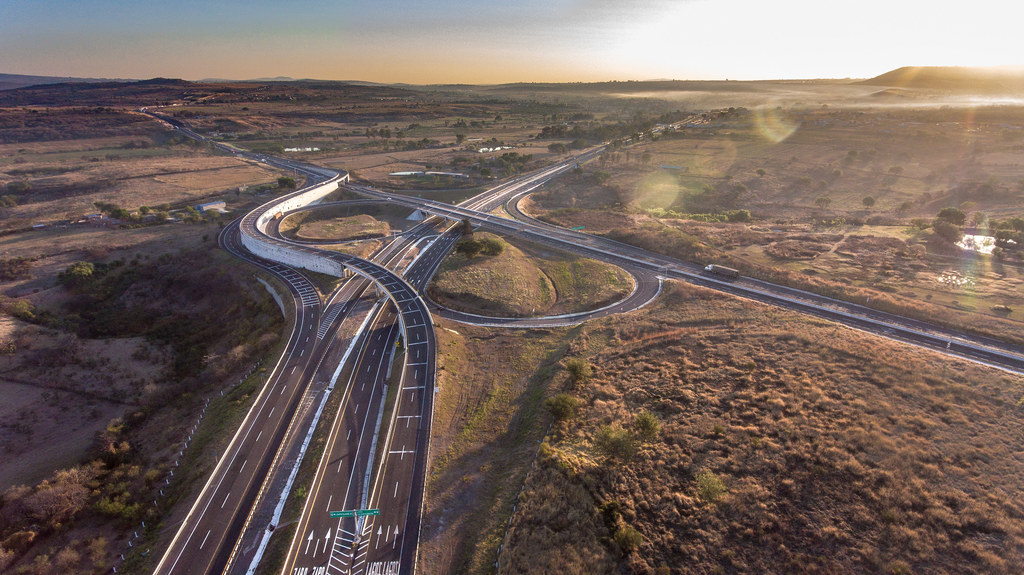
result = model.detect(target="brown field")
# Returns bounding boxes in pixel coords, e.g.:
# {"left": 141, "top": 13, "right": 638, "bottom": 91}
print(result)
{"left": 524, "top": 104, "right": 1024, "bottom": 345}
{"left": 494, "top": 281, "right": 1024, "bottom": 574}
{"left": 5, "top": 78, "right": 1024, "bottom": 575}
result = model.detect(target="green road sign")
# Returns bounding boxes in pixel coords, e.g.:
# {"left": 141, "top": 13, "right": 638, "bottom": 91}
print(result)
{"left": 329, "top": 508, "right": 378, "bottom": 518}
{"left": 571, "top": 225, "right": 585, "bottom": 230}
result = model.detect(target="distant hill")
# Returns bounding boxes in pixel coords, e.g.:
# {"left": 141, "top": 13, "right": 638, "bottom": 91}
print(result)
{"left": 860, "top": 66, "right": 1024, "bottom": 93}
{"left": 0, "top": 73, "right": 127, "bottom": 91}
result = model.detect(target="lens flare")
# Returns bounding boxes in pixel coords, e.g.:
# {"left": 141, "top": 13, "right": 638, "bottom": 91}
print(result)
{"left": 753, "top": 105, "right": 800, "bottom": 143}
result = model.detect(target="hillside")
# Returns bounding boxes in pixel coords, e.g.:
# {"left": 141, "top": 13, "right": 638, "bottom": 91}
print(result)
{"left": 860, "top": 66, "right": 1024, "bottom": 93}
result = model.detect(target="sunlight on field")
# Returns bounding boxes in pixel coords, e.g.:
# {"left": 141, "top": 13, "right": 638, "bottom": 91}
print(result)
{"left": 634, "top": 170, "right": 680, "bottom": 209}
{"left": 752, "top": 105, "right": 800, "bottom": 143}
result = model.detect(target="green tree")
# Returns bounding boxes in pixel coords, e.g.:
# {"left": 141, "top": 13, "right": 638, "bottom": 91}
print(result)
{"left": 935, "top": 206, "right": 967, "bottom": 226}
{"left": 455, "top": 133, "right": 466, "bottom": 145}
{"left": 545, "top": 393, "right": 578, "bottom": 422}
{"left": 547, "top": 142, "right": 568, "bottom": 154}
{"left": 814, "top": 196, "right": 831, "bottom": 210}
{"left": 862, "top": 195, "right": 876, "bottom": 209}
{"left": 756, "top": 168, "right": 766, "bottom": 177}
{"left": 59, "top": 261, "right": 95, "bottom": 287}
{"left": 455, "top": 238, "right": 482, "bottom": 258}
{"left": 933, "top": 220, "right": 962, "bottom": 243}
{"left": 278, "top": 176, "right": 297, "bottom": 189}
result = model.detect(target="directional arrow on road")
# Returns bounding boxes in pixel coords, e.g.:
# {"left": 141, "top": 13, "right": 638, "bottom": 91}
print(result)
{"left": 305, "top": 531, "right": 313, "bottom": 554}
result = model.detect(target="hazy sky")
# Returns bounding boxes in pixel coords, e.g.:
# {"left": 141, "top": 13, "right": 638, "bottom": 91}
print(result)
{"left": 3, "top": 0, "right": 1023, "bottom": 83}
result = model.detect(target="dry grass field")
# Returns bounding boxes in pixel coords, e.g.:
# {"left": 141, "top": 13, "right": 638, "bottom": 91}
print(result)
{"left": 495, "top": 281, "right": 1024, "bottom": 574}
{"left": 524, "top": 104, "right": 1024, "bottom": 345}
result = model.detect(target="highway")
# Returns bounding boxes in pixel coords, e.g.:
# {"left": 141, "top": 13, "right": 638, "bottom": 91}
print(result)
{"left": 148, "top": 107, "right": 1024, "bottom": 575}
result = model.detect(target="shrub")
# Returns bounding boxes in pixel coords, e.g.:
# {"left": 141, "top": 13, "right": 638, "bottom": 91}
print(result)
{"left": 595, "top": 425, "right": 636, "bottom": 461}
{"left": 614, "top": 524, "right": 643, "bottom": 553}
{"left": 455, "top": 238, "right": 483, "bottom": 258}
{"left": 633, "top": 411, "right": 660, "bottom": 442}
{"left": 696, "top": 469, "right": 726, "bottom": 503}
{"left": 480, "top": 236, "right": 505, "bottom": 256}
{"left": 546, "top": 393, "right": 579, "bottom": 422}
{"left": 565, "top": 357, "right": 592, "bottom": 384}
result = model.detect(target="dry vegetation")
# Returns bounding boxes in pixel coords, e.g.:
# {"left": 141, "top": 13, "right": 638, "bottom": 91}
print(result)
{"left": 526, "top": 104, "right": 1024, "bottom": 345}
{"left": 499, "top": 281, "right": 1024, "bottom": 574}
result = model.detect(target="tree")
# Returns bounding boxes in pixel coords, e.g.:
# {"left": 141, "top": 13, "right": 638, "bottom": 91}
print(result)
{"left": 935, "top": 206, "right": 967, "bottom": 226}
{"left": 756, "top": 169, "right": 766, "bottom": 177}
{"left": 455, "top": 133, "right": 466, "bottom": 145}
{"left": 547, "top": 142, "right": 568, "bottom": 154}
{"left": 545, "top": 393, "right": 578, "bottom": 421}
{"left": 933, "top": 220, "right": 962, "bottom": 243}
{"left": 862, "top": 195, "right": 876, "bottom": 209}
{"left": 277, "top": 176, "right": 297, "bottom": 189}
{"left": 814, "top": 196, "right": 831, "bottom": 210}
{"left": 59, "top": 261, "right": 95, "bottom": 287}
{"left": 460, "top": 217, "right": 473, "bottom": 235}
{"left": 455, "top": 238, "right": 482, "bottom": 258}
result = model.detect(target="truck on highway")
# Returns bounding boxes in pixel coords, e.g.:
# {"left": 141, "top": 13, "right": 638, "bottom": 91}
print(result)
{"left": 704, "top": 264, "right": 739, "bottom": 279}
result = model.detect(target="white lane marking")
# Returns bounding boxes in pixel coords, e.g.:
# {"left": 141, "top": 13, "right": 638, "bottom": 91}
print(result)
{"left": 221, "top": 493, "right": 230, "bottom": 508}
{"left": 256, "top": 430, "right": 263, "bottom": 442}
{"left": 394, "top": 481, "right": 399, "bottom": 498}
{"left": 199, "top": 529, "right": 211, "bottom": 549}
{"left": 239, "top": 459, "right": 246, "bottom": 471}
{"left": 291, "top": 366, "right": 297, "bottom": 374}
{"left": 347, "top": 429, "right": 352, "bottom": 440}
{"left": 280, "top": 385, "right": 286, "bottom": 394}
{"left": 326, "top": 494, "right": 333, "bottom": 512}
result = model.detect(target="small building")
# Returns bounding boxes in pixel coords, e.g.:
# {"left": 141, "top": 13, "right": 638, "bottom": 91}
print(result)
{"left": 195, "top": 201, "right": 227, "bottom": 213}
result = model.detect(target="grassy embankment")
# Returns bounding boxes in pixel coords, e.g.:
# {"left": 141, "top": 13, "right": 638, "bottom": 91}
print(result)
{"left": 427, "top": 232, "right": 633, "bottom": 317}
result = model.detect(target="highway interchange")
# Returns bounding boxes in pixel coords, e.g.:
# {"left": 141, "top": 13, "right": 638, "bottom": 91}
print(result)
{"left": 143, "top": 109, "right": 1024, "bottom": 575}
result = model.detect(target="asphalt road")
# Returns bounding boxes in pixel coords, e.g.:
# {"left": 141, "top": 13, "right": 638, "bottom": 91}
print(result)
{"left": 148, "top": 107, "right": 1024, "bottom": 575}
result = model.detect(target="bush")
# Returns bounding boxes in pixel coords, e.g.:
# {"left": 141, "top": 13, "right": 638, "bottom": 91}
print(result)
{"left": 696, "top": 469, "right": 726, "bottom": 503}
{"left": 633, "top": 411, "right": 660, "bottom": 442}
{"left": 595, "top": 425, "right": 636, "bottom": 461}
{"left": 546, "top": 393, "right": 579, "bottom": 422}
{"left": 614, "top": 524, "right": 643, "bottom": 553}
{"left": 480, "top": 236, "right": 505, "bottom": 256}
{"left": 565, "top": 357, "right": 592, "bottom": 384}
{"left": 455, "top": 238, "right": 483, "bottom": 258}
